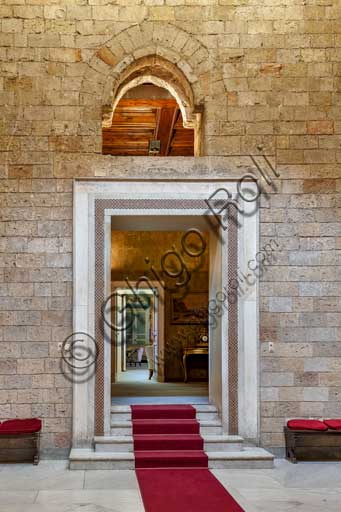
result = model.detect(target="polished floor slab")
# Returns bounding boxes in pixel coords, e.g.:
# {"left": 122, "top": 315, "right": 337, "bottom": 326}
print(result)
{"left": 112, "top": 369, "right": 208, "bottom": 403}
{"left": 1, "top": 459, "right": 341, "bottom": 512}
{"left": 111, "top": 395, "right": 209, "bottom": 405}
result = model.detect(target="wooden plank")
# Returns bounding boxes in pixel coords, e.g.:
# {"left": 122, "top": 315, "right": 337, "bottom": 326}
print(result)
{"left": 169, "top": 147, "right": 194, "bottom": 156}
{"left": 103, "top": 142, "right": 152, "bottom": 149}
{"left": 172, "top": 133, "right": 195, "bottom": 143}
{"left": 112, "top": 113, "right": 156, "bottom": 124}
{"left": 116, "top": 99, "right": 178, "bottom": 109}
{"left": 104, "top": 125, "right": 155, "bottom": 130}
{"left": 168, "top": 110, "right": 194, "bottom": 156}
{"left": 155, "top": 106, "right": 177, "bottom": 156}
{"left": 103, "top": 148, "right": 149, "bottom": 156}
{"left": 102, "top": 97, "right": 194, "bottom": 156}
{"left": 103, "top": 133, "right": 154, "bottom": 142}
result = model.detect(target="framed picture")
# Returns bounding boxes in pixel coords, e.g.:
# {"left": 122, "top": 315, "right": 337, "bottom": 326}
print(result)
{"left": 171, "top": 291, "right": 208, "bottom": 325}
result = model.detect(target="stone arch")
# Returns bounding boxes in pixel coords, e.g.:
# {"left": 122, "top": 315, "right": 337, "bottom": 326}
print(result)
{"left": 79, "top": 22, "right": 213, "bottom": 154}
{"left": 102, "top": 55, "right": 196, "bottom": 129}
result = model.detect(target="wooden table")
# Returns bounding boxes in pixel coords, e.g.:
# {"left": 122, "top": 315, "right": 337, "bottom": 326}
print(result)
{"left": 182, "top": 346, "right": 208, "bottom": 382}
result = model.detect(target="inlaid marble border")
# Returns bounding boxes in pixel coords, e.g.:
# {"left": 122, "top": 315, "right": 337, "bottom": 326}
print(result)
{"left": 228, "top": 209, "right": 239, "bottom": 435}
{"left": 94, "top": 198, "right": 238, "bottom": 436}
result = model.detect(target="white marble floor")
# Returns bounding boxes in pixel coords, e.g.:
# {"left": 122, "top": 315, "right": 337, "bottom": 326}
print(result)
{"left": 0, "top": 459, "right": 341, "bottom": 512}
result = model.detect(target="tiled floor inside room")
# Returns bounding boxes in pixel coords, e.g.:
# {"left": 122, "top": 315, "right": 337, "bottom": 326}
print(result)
{"left": 112, "top": 369, "right": 209, "bottom": 402}
{"left": 0, "top": 459, "right": 341, "bottom": 512}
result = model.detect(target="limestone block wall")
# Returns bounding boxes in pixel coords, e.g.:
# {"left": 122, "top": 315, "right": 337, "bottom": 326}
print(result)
{"left": 0, "top": 0, "right": 340, "bottom": 456}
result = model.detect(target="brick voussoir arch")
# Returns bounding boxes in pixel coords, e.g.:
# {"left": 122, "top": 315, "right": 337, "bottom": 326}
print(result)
{"left": 79, "top": 21, "right": 212, "bottom": 120}
{"left": 91, "top": 21, "right": 210, "bottom": 74}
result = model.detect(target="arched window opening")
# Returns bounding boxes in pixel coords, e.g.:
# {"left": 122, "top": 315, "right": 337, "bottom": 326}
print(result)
{"left": 102, "top": 84, "right": 195, "bottom": 157}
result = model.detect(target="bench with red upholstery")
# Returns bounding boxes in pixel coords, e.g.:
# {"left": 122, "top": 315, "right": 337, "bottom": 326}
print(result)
{"left": 0, "top": 418, "right": 41, "bottom": 465}
{"left": 285, "top": 418, "right": 341, "bottom": 463}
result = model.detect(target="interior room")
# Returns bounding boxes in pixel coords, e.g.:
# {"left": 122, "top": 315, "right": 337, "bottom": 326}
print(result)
{"left": 110, "top": 217, "right": 210, "bottom": 404}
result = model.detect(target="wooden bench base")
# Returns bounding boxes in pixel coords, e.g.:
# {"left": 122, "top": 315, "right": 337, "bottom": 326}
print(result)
{"left": 0, "top": 432, "right": 40, "bottom": 465}
{"left": 285, "top": 427, "right": 341, "bottom": 463}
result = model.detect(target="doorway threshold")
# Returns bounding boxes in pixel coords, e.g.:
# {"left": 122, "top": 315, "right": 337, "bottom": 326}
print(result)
{"left": 112, "top": 396, "right": 209, "bottom": 405}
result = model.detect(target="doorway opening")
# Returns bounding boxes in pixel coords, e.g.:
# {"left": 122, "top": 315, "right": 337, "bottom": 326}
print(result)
{"left": 110, "top": 217, "right": 210, "bottom": 405}
{"left": 72, "top": 177, "right": 259, "bottom": 443}
{"left": 112, "top": 287, "right": 156, "bottom": 378}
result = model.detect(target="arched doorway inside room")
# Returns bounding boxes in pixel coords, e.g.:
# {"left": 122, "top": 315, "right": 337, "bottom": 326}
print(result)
{"left": 102, "top": 84, "right": 195, "bottom": 156}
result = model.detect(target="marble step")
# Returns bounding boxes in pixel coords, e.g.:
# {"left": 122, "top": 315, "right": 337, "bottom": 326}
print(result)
{"left": 69, "top": 446, "right": 274, "bottom": 470}
{"left": 110, "top": 404, "right": 219, "bottom": 422}
{"left": 110, "top": 421, "right": 132, "bottom": 436}
{"left": 110, "top": 419, "right": 222, "bottom": 436}
{"left": 204, "top": 434, "right": 244, "bottom": 452}
{"left": 95, "top": 435, "right": 133, "bottom": 452}
{"left": 70, "top": 449, "right": 135, "bottom": 470}
{"left": 95, "top": 434, "right": 244, "bottom": 453}
{"left": 198, "top": 420, "right": 222, "bottom": 435}
{"left": 207, "top": 448, "right": 274, "bottom": 469}
{"left": 111, "top": 404, "right": 217, "bottom": 412}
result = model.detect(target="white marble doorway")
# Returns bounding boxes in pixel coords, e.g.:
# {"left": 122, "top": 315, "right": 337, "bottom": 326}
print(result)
{"left": 72, "top": 178, "right": 259, "bottom": 452}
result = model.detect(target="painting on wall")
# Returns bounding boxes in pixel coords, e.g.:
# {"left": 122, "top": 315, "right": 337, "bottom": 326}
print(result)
{"left": 170, "top": 291, "right": 208, "bottom": 325}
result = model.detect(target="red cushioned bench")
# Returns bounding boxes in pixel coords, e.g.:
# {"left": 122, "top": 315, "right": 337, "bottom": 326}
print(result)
{"left": 285, "top": 419, "right": 341, "bottom": 463}
{"left": 0, "top": 418, "right": 41, "bottom": 465}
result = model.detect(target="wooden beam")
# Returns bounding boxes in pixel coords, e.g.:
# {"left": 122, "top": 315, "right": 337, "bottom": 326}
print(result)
{"left": 155, "top": 106, "right": 177, "bottom": 156}
{"left": 102, "top": 97, "right": 194, "bottom": 157}
{"left": 165, "top": 109, "right": 180, "bottom": 156}
{"left": 116, "top": 99, "right": 179, "bottom": 109}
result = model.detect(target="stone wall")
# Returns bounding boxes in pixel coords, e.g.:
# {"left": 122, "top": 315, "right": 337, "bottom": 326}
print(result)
{"left": 0, "top": 0, "right": 340, "bottom": 456}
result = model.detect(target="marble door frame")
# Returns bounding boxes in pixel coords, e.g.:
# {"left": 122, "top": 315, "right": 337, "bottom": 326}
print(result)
{"left": 72, "top": 178, "right": 259, "bottom": 449}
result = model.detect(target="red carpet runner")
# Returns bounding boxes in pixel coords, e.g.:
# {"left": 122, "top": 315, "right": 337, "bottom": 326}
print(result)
{"left": 131, "top": 404, "right": 245, "bottom": 512}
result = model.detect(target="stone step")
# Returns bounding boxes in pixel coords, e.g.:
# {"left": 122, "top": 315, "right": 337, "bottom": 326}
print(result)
{"left": 95, "top": 435, "right": 134, "bottom": 452}
{"left": 110, "top": 412, "right": 219, "bottom": 421}
{"left": 204, "top": 434, "right": 244, "bottom": 452}
{"left": 95, "top": 434, "right": 244, "bottom": 453}
{"left": 69, "top": 446, "right": 274, "bottom": 470}
{"left": 110, "top": 404, "right": 219, "bottom": 422}
{"left": 69, "top": 449, "right": 134, "bottom": 470}
{"left": 207, "top": 448, "right": 274, "bottom": 469}
{"left": 199, "top": 420, "right": 222, "bottom": 435}
{"left": 111, "top": 404, "right": 217, "bottom": 412}
{"left": 135, "top": 450, "right": 208, "bottom": 469}
{"left": 111, "top": 421, "right": 132, "bottom": 436}
{"left": 110, "top": 419, "right": 222, "bottom": 436}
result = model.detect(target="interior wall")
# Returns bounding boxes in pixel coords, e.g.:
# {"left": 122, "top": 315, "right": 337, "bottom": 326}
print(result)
{"left": 111, "top": 230, "right": 209, "bottom": 381}
{"left": 1, "top": 1, "right": 340, "bottom": 456}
